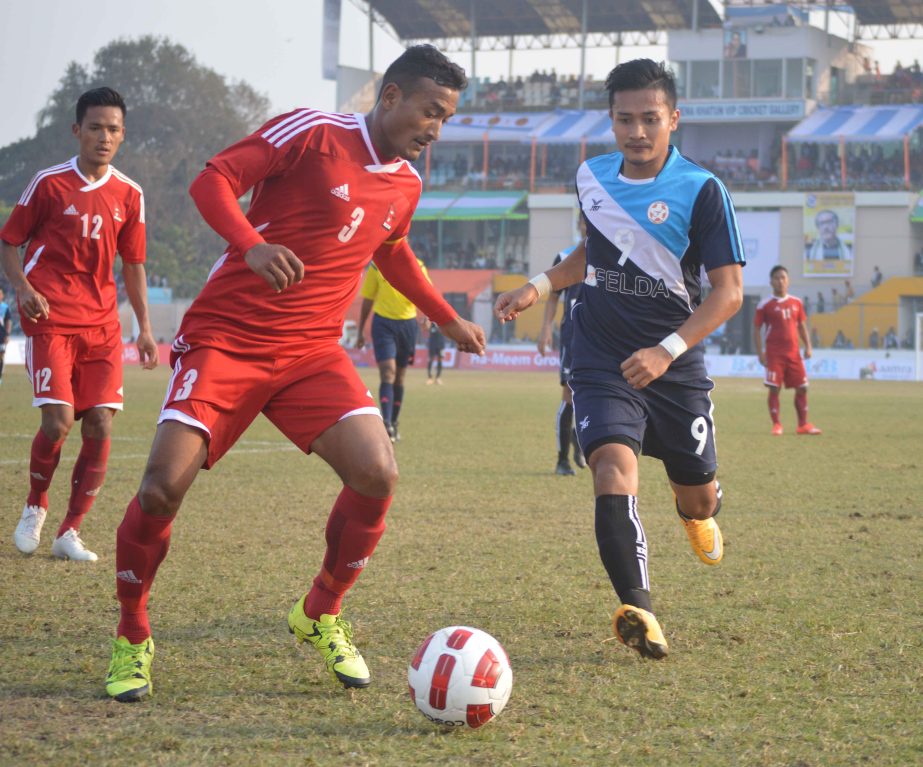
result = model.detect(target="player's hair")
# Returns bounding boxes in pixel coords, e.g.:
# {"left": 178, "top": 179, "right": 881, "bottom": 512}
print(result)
{"left": 604, "top": 59, "right": 677, "bottom": 111}
{"left": 75, "top": 87, "right": 126, "bottom": 124}
{"left": 770, "top": 265, "right": 788, "bottom": 277}
{"left": 378, "top": 44, "right": 468, "bottom": 100}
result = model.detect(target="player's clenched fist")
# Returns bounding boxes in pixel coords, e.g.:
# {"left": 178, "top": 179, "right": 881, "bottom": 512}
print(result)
{"left": 245, "top": 243, "right": 305, "bottom": 292}
{"left": 438, "top": 316, "right": 486, "bottom": 356}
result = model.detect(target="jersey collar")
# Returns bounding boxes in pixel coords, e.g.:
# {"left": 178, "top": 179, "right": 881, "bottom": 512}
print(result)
{"left": 354, "top": 114, "right": 410, "bottom": 174}
{"left": 70, "top": 156, "right": 113, "bottom": 191}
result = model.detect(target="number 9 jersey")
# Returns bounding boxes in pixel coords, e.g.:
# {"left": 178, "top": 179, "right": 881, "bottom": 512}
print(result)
{"left": 0, "top": 157, "right": 146, "bottom": 336}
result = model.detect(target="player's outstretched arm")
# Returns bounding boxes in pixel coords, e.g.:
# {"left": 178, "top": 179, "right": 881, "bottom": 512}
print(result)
{"left": 1, "top": 240, "right": 49, "bottom": 322}
{"left": 495, "top": 241, "right": 586, "bottom": 324}
{"left": 122, "top": 262, "right": 159, "bottom": 370}
{"left": 438, "top": 316, "right": 485, "bottom": 356}
{"left": 621, "top": 263, "right": 743, "bottom": 390}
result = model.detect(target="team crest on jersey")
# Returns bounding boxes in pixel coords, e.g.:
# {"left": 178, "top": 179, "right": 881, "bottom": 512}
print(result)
{"left": 382, "top": 204, "right": 396, "bottom": 231}
{"left": 647, "top": 201, "right": 669, "bottom": 224}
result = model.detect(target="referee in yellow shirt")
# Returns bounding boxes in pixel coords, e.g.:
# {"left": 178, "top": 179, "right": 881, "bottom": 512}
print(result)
{"left": 356, "top": 259, "right": 431, "bottom": 442}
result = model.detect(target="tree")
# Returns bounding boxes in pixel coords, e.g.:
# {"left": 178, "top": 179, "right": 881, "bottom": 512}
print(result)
{"left": 0, "top": 36, "right": 270, "bottom": 296}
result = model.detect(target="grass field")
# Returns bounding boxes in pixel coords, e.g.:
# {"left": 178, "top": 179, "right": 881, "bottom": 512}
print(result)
{"left": 1, "top": 364, "right": 922, "bottom": 766}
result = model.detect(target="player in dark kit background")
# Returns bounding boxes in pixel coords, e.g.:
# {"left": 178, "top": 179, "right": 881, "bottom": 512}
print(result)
{"left": 496, "top": 59, "right": 744, "bottom": 660}
{"left": 538, "top": 243, "right": 586, "bottom": 476}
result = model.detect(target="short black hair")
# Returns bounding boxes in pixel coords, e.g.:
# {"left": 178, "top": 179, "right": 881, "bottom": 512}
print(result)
{"left": 770, "top": 265, "right": 788, "bottom": 278}
{"left": 76, "top": 87, "right": 126, "bottom": 125}
{"left": 378, "top": 44, "right": 467, "bottom": 100}
{"left": 604, "top": 59, "right": 677, "bottom": 111}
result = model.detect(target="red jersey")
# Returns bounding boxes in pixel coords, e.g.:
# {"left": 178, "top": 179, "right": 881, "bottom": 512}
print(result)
{"left": 754, "top": 295, "right": 805, "bottom": 357}
{"left": 0, "top": 157, "right": 145, "bottom": 336}
{"left": 178, "top": 109, "right": 430, "bottom": 355}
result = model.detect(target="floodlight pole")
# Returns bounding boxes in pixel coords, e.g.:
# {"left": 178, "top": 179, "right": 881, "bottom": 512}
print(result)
{"left": 578, "top": 0, "right": 588, "bottom": 110}
{"left": 470, "top": 0, "right": 478, "bottom": 107}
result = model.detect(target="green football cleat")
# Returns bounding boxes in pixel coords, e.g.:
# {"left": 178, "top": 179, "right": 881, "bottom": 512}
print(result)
{"left": 106, "top": 636, "right": 154, "bottom": 702}
{"left": 287, "top": 595, "right": 371, "bottom": 689}
{"left": 613, "top": 605, "right": 669, "bottom": 660}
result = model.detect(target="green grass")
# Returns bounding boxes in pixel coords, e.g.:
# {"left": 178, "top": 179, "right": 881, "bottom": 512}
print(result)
{"left": 1, "top": 366, "right": 922, "bottom": 766}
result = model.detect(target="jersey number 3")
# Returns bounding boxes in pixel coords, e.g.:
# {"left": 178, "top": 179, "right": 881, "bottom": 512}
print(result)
{"left": 338, "top": 207, "right": 365, "bottom": 243}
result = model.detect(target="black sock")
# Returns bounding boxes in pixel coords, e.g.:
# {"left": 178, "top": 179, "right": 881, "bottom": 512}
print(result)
{"left": 392, "top": 384, "right": 404, "bottom": 424}
{"left": 595, "top": 494, "right": 651, "bottom": 611}
{"left": 557, "top": 402, "right": 573, "bottom": 460}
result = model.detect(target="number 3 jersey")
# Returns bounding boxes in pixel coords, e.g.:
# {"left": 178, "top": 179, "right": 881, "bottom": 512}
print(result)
{"left": 573, "top": 147, "right": 745, "bottom": 383}
{"left": 177, "top": 109, "right": 423, "bottom": 356}
{"left": 0, "top": 157, "right": 145, "bottom": 336}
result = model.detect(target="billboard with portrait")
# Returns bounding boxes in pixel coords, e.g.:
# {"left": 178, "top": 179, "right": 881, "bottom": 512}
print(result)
{"left": 803, "top": 193, "right": 855, "bottom": 277}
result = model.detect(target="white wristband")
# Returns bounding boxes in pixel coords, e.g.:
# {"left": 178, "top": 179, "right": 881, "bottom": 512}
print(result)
{"left": 528, "top": 273, "right": 552, "bottom": 298}
{"left": 659, "top": 332, "right": 688, "bottom": 360}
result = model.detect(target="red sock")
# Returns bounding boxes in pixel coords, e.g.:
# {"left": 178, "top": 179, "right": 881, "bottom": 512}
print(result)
{"left": 116, "top": 495, "right": 176, "bottom": 643}
{"left": 303, "top": 486, "right": 391, "bottom": 620}
{"left": 795, "top": 389, "right": 809, "bottom": 426}
{"left": 768, "top": 389, "right": 781, "bottom": 425}
{"left": 58, "top": 437, "right": 110, "bottom": 536}
{"left": 27, "top": 429, "right": 64, "bottom": 509}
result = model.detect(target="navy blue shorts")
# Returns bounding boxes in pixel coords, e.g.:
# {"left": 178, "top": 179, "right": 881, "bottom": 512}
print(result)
{"left": 571, "top": 369, "right": 717, "bottom": 475}
{"left": 371, "top": 314, "right": 418, "bottom": 366}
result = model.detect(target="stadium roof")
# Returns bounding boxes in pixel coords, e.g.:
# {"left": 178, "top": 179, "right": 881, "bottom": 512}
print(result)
{"left": 414, "top": 191, "right": 529, "bottom": 220}
{"left": 842, "top": 0, "right": 923, "bottom": 28}
{"left": 366, "top": 1, "right": 923, "bottom": 42}
{"left": 787, "top": 104, "right": 923, "bottom": 143}
{"left": 367, "top": 0, "right": 723, "bottom": 41}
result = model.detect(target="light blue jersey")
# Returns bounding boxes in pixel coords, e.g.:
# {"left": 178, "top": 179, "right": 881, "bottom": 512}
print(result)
{"left": 572, "top": 146, "right": 745, "bottom": 383}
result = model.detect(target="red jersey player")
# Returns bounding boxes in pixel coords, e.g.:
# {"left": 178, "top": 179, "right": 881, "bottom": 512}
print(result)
{"left": 1, "top": 87, "right": 158, "bottom": 562}
{"left": 752, "top": 265, "right": 821, "bottom": 436}
{"left": 104, "top": 45, "right": 486, "bottom": 702}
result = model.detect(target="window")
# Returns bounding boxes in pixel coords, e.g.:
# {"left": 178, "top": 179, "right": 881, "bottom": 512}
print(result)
{"left": 722, "top": 59, "right": 752, "bottom": 98}
{"left": 690, "top": 60, "right": 720, "bottom": 99}
{"left": 754, "top": 59, "right": 783, "bottom": 98}
{"left": 785, "top": 59, "right": 804, "bottom": 98}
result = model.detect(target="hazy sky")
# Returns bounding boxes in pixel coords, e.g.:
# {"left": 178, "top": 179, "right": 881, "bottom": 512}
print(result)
{"left": 0, "top": 0, "right": 919, "bottom": 149}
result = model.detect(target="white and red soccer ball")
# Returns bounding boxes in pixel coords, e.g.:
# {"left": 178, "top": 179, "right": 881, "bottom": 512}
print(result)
{"left": 407, "top": 626, "right": 513, "bottom": 728}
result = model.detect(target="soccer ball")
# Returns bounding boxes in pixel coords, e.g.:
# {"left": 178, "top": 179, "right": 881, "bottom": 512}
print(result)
{"left": 407, "top": 626, "right": 513, "bottom": 728}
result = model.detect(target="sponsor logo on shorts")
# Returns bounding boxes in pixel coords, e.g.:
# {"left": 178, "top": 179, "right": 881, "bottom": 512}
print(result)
{"left": 579, "top": 415, "right": 590, "bottom": 431}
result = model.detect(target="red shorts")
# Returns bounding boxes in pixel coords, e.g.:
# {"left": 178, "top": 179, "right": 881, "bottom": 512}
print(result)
{"left": 25, "top": 323, "right": 123, "bottom": 414}
{"left": 764, "top": 352, "right": 807, "bottom": 389}
{"left": 160, "top": 342, "right": 380, "bottom": 468}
